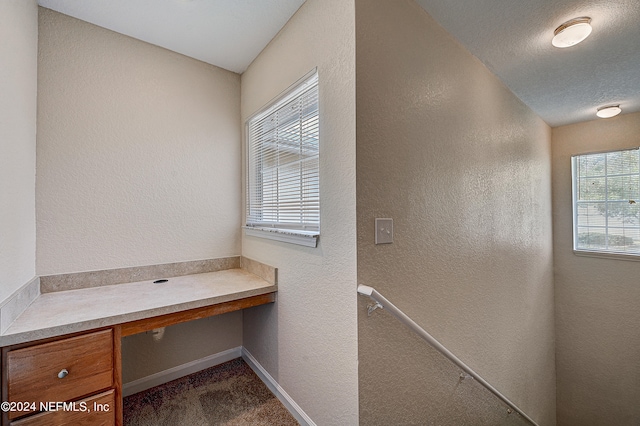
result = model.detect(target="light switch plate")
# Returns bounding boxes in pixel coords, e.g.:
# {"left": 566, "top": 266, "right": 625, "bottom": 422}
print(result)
{"left": 375, "top": 218, "right": 393, "bottom": 244}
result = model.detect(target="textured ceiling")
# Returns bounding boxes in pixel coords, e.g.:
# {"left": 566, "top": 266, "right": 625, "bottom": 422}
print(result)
{"left": 415, "top": 0, "right": 640, "bottom": 127}
{"left": 37, "top": 0, "right": 639, "bottom": 126}
{"left": 37, "top": 0, "right": 305, "bottom": 74}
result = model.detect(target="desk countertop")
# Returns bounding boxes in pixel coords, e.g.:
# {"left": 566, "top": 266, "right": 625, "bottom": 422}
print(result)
{"left": 0, "top": 269, "right": 276, "bottom": 346}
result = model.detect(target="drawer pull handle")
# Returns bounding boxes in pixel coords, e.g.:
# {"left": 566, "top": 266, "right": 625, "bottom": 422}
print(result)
{"left": 57, "top": 369, "right": 69, "bottom": 379}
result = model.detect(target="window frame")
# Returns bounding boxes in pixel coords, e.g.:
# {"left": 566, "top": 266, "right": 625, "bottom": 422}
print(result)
{"left": 243, "top": 69, "right": 320, "bottom": 248}
{"left": 571, "top": 147, "right": 640, "bottom": 260}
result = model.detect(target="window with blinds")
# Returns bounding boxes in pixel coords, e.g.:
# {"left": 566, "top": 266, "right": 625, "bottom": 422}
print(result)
{"left": 245, "top": 71, "right": 319, "bottom": 247}
{"left": 572, "top": 148, "right": 640, "bottom": 256}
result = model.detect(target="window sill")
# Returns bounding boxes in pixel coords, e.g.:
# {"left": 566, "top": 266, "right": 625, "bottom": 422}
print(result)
{"left": 243, "top": 227, "right": 319, "bottom": 248}
{"left": 573, "top": 249, "right": 640, "bottom": 262}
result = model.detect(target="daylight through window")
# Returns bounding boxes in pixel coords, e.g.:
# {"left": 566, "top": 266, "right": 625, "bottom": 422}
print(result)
{"left": 245, "top": 71, "right": 319, "bottom": 246}
{"left": 572, "top": 148, "right": 640, "bottom": 255}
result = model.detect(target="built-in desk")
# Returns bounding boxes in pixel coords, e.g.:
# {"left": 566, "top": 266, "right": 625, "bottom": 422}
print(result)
{"left": 0, "top": 262, "right": 277, "bottom": 426}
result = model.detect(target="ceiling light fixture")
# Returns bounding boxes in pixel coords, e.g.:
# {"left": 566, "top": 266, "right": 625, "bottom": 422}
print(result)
{"left": 552, "top": 17, "right": 592, "bottom": 48}
{"left": 596, "top": 105, "right": 622, "bottom": 119}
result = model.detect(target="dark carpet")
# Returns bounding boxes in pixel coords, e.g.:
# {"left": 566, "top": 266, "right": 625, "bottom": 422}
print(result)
{"left": 124, "top": 358, "right": 299, "bottom": 425}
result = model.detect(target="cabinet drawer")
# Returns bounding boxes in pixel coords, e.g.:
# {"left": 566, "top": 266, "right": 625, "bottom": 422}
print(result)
{"left": 7, "top": 329, "right": 113, "bottom": 420}
{"left": 10, "top": 389, "right": 115, "bottom": 426}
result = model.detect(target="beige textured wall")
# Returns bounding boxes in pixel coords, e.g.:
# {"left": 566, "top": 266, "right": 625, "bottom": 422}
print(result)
{"left": 356, "top": 1, "right": 555, "bottom": 425}
{"left": 0, "top": 0, "right": 38, "bottom": 304}
{"left": 37, "top": 8, "right": 241, "bottom": 275}
{"left": 241, "top": 0, "right": 358, "bottom": 424}
{"left": 552, "top": 112, "right": 640, "bottom": 426}
{"left": 122, "top": 312, "right": 241, "bottom": 383}
{"left": 37, "top": 8, "right": 242, "bottom": 380}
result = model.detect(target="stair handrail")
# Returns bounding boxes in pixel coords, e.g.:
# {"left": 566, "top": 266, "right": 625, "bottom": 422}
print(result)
{"left": 358, "top": 284, "right": 539, "bottom": 426}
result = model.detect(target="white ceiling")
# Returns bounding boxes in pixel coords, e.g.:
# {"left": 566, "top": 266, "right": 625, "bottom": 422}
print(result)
{"left": 37, "top": 0, "right": 306, "bottom": 74}
{"left": 38, "top": 0, "right": 639, "bottom": 127}
{"left": 415, "top": 0, "right": 640, "bottom": 127}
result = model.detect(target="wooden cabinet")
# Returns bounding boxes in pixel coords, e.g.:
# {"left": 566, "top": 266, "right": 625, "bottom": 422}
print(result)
{"left": 0, "top": 291, "right": 275, "bottom": 426}
{"left": 1, "top": 328, "right": 121, "bottom": 426}
{"left": 10, "top": 390, "right": 115, "bottom": 426}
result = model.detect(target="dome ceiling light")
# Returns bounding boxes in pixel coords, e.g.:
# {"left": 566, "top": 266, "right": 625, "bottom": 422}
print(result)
{"left": 596, "top": 105, "right": 622, "bottom": 119}
{"left": 552, "top": 17, "right": 592, "bottom": 48}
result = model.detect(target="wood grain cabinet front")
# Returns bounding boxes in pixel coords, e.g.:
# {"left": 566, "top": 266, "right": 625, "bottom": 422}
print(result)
{"left": 9, "top": 390, "right": 115, "bottom": 426}
{"left": 5, "top": 329, "right": 114, "bottom": 422}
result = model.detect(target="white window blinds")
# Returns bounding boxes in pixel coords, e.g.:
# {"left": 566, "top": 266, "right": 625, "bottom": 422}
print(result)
{"left": 572, "top": 148, "right": 640, "bottom": 255}
{"left": 246, "top": 71, "right": 319, "bottom": 233}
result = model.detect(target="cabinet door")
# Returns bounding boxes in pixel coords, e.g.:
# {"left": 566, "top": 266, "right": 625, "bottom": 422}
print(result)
{"left": 7, "top": 329, "right": 113, "bottom": 420}
{"left": 10, "top": 390, "right": 115, "bottom": 426}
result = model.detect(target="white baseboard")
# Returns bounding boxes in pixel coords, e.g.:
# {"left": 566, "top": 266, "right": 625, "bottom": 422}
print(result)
{"left": 122, "top": 345, "right": 314, "bottom": 425}
{"left": 122, "top": 346, "right": 242, "bottom": 397}
{"left": 242, "top": 347, "right": 316, "bottom": 426}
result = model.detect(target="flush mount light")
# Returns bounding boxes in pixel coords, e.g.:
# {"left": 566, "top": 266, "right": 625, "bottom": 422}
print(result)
{"left": 596, "top": 105, "right": 622, "bottom": 118}
{"left": 552, "top": 17, "right": 592, "bottom": 48}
